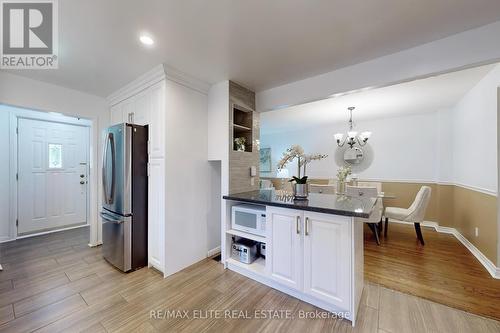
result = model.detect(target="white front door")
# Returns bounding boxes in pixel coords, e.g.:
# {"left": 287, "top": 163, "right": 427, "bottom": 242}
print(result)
{"left": 18, "top": 118, "right": 89, "bottom": 234}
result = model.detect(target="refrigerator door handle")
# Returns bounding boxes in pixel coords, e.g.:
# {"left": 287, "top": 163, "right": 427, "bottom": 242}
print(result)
{"left": 100, "top": 212, "right": 124, "bottom": 224}
{"left": 102, "top": 133, "right": 108, "bottom": 204}
{"left": 102, "top": 133, "right": 116, "bottom": 205}
{"left": 109, "top": 133, "right": 116, "bottom": 204}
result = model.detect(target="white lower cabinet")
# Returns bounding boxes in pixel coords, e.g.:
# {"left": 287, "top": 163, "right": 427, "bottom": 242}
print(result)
{"left": 267, "top": 207, "right": 352, "bottom": 312}
{"left": 147, "top": 158, "right": 165, "bottom": 271}
{"left": 302, "top": 211, "right": 351, "bottom": 310}
{"left": 267, "top": 207, "right": 302, "bottom": 290}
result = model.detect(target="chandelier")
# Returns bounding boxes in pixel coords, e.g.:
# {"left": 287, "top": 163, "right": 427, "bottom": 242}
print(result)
{"left": 334, "top": 107, "right": 371, "bottom": 148}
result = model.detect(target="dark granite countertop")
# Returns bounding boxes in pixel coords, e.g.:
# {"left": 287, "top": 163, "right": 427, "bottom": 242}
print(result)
{"left": 223, "top": 190, "right": 376, "bottom": 218}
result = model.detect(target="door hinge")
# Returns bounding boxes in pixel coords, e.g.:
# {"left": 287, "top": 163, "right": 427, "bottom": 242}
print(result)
{"left": 147, "top": 162, "right": 150, "bottom": 177}
{"left": 16, "top": 173, "right": 18, "bottom": 181}
{"left": 16, "top": 127, "right": 18, "bottom": 134}
{"left": 16, "top": 219, "right": 18, "bottom": 227}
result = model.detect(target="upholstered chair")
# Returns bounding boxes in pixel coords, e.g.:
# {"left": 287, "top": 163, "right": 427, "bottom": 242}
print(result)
{"left": 384, "top": 186, "right": 432, "bottom": 245}
{"left": 346, "top": 186, "right": 383, "bottom": 245}
{"left": 309, "top": 184, "right": 336, "bottom": 194}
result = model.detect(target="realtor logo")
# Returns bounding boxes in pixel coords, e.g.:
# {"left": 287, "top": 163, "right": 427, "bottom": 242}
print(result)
{"left": 1, "top": 0, "right": 58, "bottom": 69}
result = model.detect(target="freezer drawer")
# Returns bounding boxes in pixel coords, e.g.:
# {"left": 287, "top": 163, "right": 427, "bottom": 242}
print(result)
{"left": 101, "top": 211, "right": 132, "bottom": 272}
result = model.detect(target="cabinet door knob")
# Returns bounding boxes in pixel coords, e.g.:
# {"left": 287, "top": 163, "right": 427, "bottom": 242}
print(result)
{"left": 296, "top": 216, "right": 300, "bottom": 234}
{"left": 80, "top": 181, "right": 85, "bottom": 185}
{"left": 305, "top": 217, "right": 310, "bottom": 236}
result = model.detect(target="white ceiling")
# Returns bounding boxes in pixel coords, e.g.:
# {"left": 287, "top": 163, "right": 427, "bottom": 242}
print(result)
{"left": 3, "top": 0, "right": 500, "bottom": 97}
{"left": 260, "top": 64, "right": 495, "bottom": 134}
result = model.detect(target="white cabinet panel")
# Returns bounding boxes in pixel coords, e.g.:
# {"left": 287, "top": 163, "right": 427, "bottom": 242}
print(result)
{"left": 110, "top": 104, "right": 123, "bottom": 125}
{"left": 122, "top": 98, "right": 135, "bottom": 124}
{"left": 149, "top": 81, "right": 165, "bottom": 158}
{"left": 148, "top": 158, "right": 165, "bottom": 272}
{"left": 133, "top": 91, "right": 150, "bottom": 126}
{"left": 303, "top": 212, "right": 351, "bottom": 310}
{"left": 267, "top": 207, "right": 302, "bottom": 290}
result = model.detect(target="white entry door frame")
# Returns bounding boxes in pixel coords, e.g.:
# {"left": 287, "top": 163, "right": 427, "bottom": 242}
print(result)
{"left": 7, "top": 108, "right": 93, "bottom": 240}
{"left": 17, "top": 118, "right": 90, "bottom": 234}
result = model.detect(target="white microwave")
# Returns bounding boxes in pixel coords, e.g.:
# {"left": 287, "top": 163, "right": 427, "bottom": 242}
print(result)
{"left": 231, "top": 204, "right": 266, "bottom": 237}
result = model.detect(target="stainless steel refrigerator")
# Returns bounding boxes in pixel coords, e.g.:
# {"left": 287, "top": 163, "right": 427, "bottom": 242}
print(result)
{"left": 101, "top": 123, "right": 148, "bottom": 272}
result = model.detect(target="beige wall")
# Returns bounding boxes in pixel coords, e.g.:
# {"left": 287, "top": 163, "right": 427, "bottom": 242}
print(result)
{"left": 263, "top": 177, "right": 498, "bottom": 263}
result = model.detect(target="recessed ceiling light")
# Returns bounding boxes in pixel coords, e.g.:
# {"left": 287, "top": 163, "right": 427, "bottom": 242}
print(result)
{"left": 139, "top": 35, "right": 154, "bottom": 46}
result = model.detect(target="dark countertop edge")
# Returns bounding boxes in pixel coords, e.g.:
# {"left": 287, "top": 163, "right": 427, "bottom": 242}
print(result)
{"left": 222, "top": 195, "right": 370, "bottom": 218}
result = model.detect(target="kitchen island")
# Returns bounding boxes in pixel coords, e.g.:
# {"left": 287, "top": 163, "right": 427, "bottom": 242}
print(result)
{"left": 222, "top": 190, "right": 376, "bottom": 326}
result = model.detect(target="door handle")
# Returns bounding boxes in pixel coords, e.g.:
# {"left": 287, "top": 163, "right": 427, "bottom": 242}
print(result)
{"left": 80, "top": 181, "right": 85, "bottom": 185}
{"left": 296, "top": 216, "right": 300, "bottom": 234}
{"left": 305, "top": 217, "right": 310, "bottom": 236}
{"left": 102, "top": 132, "right": 116, "bottom": 205}
{"left": 80, "top": 174, "right": 85, "bottom": 178}
{"left": 100, "top": 212, "right": 124, "bottom": 224}
{"left": 102, "top": 134, "right": 109, "bottom": 203}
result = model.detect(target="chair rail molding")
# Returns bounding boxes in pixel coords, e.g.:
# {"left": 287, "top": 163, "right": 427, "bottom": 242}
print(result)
{"left": 388, "top": 219, "right": 500, "bottom": 279}
{"left": 107, "top": 63, "right": 210, "bottom": 106}
{"left": 359, "top": 178, "right": 497, "bottom": 197}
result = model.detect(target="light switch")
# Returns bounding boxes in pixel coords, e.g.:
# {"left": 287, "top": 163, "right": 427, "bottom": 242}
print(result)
{"left": 250, "top": 166, "right": 257, "bottom": 177}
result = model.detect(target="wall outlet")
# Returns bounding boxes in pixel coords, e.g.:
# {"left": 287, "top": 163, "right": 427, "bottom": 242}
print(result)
{"left": 475, "top": 227, "right": 479, "bottom": 237}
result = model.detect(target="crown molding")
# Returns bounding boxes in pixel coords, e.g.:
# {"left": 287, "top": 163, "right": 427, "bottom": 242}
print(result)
{"left": 107, "top": 65, "right": 166, "bottom": 106}
{"left": 163, "top": 64, "right": 210, "bottom": 95}
{"left": 107, "top": 64, "right": 210, "bottom": 106}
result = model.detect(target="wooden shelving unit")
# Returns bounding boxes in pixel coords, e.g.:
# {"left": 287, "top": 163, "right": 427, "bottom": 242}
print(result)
{"left": 232, "top": 104, "right": 254, "bottom": 152}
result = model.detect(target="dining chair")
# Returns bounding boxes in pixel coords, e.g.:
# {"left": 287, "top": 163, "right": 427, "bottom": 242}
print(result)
{"left": 357, "top": 181, "right": 383, "bottom": 231}
{"left": 357, "top": 181, "right": 382, "bottom": 193}
{"left": 260, "top": 179, "right": 275, "bottom": 190}
{"left": 346, "top": 186, "right": 383, "bottom": 245}
{"left": 384, "top": 186, "right": 432, "bottom": 245}
{"left": 309, "top": 184, "right": 336, "bottom": 194}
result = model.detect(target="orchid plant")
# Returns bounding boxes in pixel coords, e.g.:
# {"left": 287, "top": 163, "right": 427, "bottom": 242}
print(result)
{"left": 277, "top": 145, "right": 328, "bottom": 184}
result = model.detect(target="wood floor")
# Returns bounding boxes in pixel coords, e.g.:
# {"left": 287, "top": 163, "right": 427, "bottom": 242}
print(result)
{"left": 364, "top": 222, "right": 500, "bottom": 321}
{"left": 0, "top": 226, "right": 499, "bottom": 332}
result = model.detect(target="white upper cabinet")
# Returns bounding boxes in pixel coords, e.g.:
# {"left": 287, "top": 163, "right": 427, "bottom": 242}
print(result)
{"left": 267, "top": 207, "right": 302, "bottom": 290}
{"left": 122, "top": 98, "right": 135, "bottom": 124}
{"left": 110, "top": 104, "right": 123, "bottom": 125}
{"left": 132, "top": 90, "right": 150, "bottom": 126}
{"left": 303, "top": 211, "right": 351, "bottom": 309}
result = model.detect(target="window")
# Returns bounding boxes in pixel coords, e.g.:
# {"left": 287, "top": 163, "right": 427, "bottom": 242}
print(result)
{"left": 48, "top": 144, "right": 62, "bottom": 168}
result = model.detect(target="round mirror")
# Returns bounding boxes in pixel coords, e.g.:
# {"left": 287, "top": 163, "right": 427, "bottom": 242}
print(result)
{"left": 344, "top": 147, "right": 364, "bottom": 164}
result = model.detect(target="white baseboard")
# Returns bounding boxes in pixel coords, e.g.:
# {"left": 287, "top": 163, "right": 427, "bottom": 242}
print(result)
{"left": 387, "top": 219, "right": 499, "bottom": 279}
{"left": 207, "top": 246, "right": 221, "bottom": 257}
{"left": 1, "top": 224, "right": 89, "bottom": 243}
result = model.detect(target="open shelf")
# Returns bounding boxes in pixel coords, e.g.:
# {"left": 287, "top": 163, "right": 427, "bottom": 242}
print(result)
{"left": 226, "top": 229, "right": 266, "bottom": 243}
{"left": 232, "top": 104, "right": 253, "bottom": 152}
{"left": 226, "top": 257, "right": 266, "bottom": 276}
{"left": 233, "top": 123, "right": 252, "bottom": 131}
